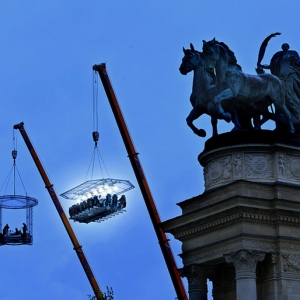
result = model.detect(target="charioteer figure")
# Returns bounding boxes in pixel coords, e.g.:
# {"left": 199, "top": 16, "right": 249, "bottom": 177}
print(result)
{"left": 257, "top": 33, "right": 300, "bottom": 122}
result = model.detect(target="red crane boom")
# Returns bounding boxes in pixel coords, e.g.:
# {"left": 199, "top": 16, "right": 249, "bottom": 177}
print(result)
{"left": 13, "top": 122, "right": 104, "bottom": 300}
{"left": 93, "top": 63, "right": 188, "bottom": 300}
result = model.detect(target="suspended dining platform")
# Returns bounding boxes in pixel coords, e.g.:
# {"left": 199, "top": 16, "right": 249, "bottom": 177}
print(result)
{"left": 0, "top": 195, "right": 38, "bottom": 245}
{"left": 60, "top": 178, "right": 134, "bottom": 224}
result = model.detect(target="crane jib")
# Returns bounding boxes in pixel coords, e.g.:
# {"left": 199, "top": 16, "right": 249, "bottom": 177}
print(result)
{"left": 133, "top": 157, "right": 145, "bottom": 179}
{"left": 19, "top": 126, "right": 34, "bottom": 151}
{"left": 47, "top": 187, "right": 64, "bottom": 215}
{"left": 102, "top": 72, "right": 113, "bottom": 91}
{"left": 75, "top": 248, "right": 95, "bottom": 280}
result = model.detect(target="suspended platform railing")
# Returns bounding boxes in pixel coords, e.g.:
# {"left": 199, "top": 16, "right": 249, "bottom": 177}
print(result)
{"left": 0, "top": 195, "right": 38, "bottom": 246}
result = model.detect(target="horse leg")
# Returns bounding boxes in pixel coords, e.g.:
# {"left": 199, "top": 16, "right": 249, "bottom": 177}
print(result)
{"left": 186, "top": 108, "right": 206, "bottom": 137}
{"left": 252, "top": 113, "right": 262, "bottom": 130}
{"left": 229, "top": 108, "right": 241, "bottom": 131}
{"left": 211, "top": 88, "right": 234, "bottom": 122}
{"left": 211, "top": 117, "right": 218, "bottom": 136}
{"left": 253, "top": 114, "right": 270, "bottom": 129}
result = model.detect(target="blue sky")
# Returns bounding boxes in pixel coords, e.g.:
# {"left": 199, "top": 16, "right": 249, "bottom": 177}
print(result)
{"left": 0, "top": 1, "right": 300, "bottom": 299}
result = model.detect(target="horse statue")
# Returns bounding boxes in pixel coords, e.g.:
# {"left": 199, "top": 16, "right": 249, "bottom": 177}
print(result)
{"left": 179, "top": 43, "right": 244, "bottom": 137}
{"left": 202, "top": 38, "right": 295, "bottom": 134}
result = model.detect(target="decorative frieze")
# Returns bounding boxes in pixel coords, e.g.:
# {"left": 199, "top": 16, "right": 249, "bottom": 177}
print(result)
{"left": 203, "top": 150, "right": 300, "bottom": 191}
{"left": 245, "top": 153, "right": 273, "bottom": 178}
{"left": 282, "top": 253, "right": 300, "bottom": 273}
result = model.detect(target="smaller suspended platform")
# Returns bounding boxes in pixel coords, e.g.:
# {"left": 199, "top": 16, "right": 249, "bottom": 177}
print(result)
{"left": 0, "top": 195, "right": 38, "bottom": 246}
{"left": 60, "top": 178, "right": 134, "bottom": 224}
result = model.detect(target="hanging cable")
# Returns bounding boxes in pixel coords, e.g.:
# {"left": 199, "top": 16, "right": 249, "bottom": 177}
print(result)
{"left": 12, "top": 149, "right": 17, "bottom": 195}
{"left": 0, "top": 167, "right": 13, "bottom": 195}
{"left": 86, "top": 69, "right": 111, "bottom": 182}
{"left": 10, "top": 129, "right": 28, "bottom": 196}
{"left": 12, "top": 128, "right": 17, "bottom": 195}
{"left": 92, "top": 70, "right": 99, "bottom": 147}
{"left": 15, "top": 165, "right": 28, "bottom": 196}
{"left": 95, "top": 148, "right": 110, "bottom": 178}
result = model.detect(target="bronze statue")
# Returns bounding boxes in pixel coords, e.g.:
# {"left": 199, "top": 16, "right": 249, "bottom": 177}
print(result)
{"left": 258, "top": 34, "right": 300, "bottom": 121}
{"left": 180, "top": 36, "right": 300, "bottom": 138}
{"left": 179, "top": 44, "right": 243, "bottom": 137}
{"left": 202, "top": 38, "right": 295, "bottom": 134}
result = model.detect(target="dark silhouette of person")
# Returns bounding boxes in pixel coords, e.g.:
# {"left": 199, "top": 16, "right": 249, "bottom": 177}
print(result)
{"left": 3, "top": 224, "right": 9, "bottom": 236}
{"left": 119, "top": 195, "right": 126, "bottom": 209}
{"left": 112, "top": 194, "right": 118, "bottom": 211}
{"left": 22, "top": 223, "right": 27, "bottom": 236}
{"left": 92, "top": 195, "right": 98, "bottom": 206}
{"left": 105, "top": 194, "right": 112, "bottom": 207}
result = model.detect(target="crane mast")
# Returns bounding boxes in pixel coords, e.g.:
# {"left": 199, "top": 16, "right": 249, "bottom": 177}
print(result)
{"left": 93, "top": 63, "right": 188, "bottom": 300}
{"left": 13, "top": 122, "right": 104, "bottom": 300}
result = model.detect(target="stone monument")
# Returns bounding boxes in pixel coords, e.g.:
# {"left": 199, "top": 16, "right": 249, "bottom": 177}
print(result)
{"left": 162, "top": 35, "right": 300, "bottom": 300}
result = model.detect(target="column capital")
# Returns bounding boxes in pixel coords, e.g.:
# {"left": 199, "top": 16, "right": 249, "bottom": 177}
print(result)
{"left": 180, "top": 264, "right": 208, "bottom": 299}
{"left": 224, "top": 249, "right": 266, "bottom": 279}
{"left": 180, "top": 264, "right": 208, "bottom": 286}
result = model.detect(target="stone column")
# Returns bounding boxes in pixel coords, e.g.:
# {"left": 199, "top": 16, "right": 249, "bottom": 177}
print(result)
{"left": 224, "top": 250, "right": 265, "bottom": 300}
{"left": 180, "top": 264, "right": 208, "bottom": 300}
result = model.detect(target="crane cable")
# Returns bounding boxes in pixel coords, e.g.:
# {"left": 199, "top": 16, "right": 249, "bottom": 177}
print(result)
{"left": 86, "top": 71, "right": 110, "bottom": 181}
{"left": 92, "top": 71, "right": 99, "bottom": 147}
{"left": 0, "top": 130, "right": 29, "bottom": 196}
{"left": 12, "top": 130, "right": 28, "bottom": 196}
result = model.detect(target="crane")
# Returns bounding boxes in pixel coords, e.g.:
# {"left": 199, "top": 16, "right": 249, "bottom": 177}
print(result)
{"left": 93, "top": 63, "right": 188, "bottom": 300}
{"left": 13, "top": 122, "right": 104, "bottom": 300}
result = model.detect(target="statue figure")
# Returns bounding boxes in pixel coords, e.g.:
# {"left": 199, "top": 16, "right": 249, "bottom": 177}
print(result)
{"left": 258, "top": 37, "right": 300, "bottom": 121}
{"left": 179, "top": 44, "right": 246, "bottom": 137}
{"left": 202, "top": 38, "right": 295, "bottom": 134}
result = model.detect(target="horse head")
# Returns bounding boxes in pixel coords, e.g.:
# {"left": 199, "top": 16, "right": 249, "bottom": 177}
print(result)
{"left": 179, "top": 43, "right": 204, "bottom": 75}
{"left": 202, "top": 39, "right": 241, "bottom": 71}
{"left": 202, "top": 38, "right": 223, "bottom": 70}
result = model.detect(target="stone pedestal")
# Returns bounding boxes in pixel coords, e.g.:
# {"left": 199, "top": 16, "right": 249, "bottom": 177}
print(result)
{"left": 162, "top": 131, "right": 300, "bottom": 300}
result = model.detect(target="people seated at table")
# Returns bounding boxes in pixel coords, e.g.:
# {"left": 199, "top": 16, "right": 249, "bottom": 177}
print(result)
{"left": 68, "top": 193, "right": 128, "bottom": 221}
{"left": 119, "top": 195, "right": 126, "bottom": 209}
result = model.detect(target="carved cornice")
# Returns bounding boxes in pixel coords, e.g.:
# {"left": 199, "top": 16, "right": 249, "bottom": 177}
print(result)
{"left": 171, "top": 206, "right": 300, "bottom": 241}
{"left": 175, "top": 179, "right": 300, "bottom": 214}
